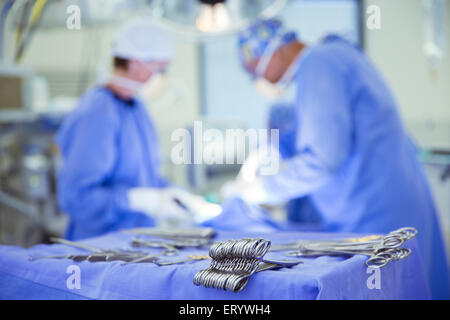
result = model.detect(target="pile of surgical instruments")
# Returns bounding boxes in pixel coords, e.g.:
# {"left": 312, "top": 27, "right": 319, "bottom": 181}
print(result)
{"left": 29, "top": 228, "right": 215, "bottom": 266}
{"left": 28, "top": 226, "right": 418, "bottom": 293}
{"left": 271, "top": 227, "right": 418, "bottom": 269}
{"left": 194, "top": 238, "right": 300, "bottom": 293}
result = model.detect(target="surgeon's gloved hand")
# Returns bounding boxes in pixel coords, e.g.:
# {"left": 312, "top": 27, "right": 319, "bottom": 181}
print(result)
{"left": 238, "top": 144, "right": 280, "bottom": 182}
{"left": 168, "top": 188, "right": 222, "bottom": 224}
{"left": 127, "top": 188, "right": 195, "bottom": 227}
{"left": 221, "top": 177, "right": 271, "bottom": 205}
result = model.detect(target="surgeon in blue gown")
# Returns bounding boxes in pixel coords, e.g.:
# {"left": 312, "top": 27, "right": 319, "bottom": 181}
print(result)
{"left": 267, "top": 103, "right": 322, "bottom": 225}
{"left": 56, "top": 19, "right": 217, "bottom": 241}
{"left": 223, "top": 19, "right": 449, "bottom": 299}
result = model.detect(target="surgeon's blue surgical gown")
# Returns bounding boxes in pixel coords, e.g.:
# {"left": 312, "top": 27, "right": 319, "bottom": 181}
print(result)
{"left": 56, "top": 87, "right": 168, "bottom": 241}
{"left": 264, "top": 35, "right": 449, "bottom": 299}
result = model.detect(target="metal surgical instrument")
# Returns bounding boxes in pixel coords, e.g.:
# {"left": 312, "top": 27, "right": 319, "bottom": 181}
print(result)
{"left": 29, "top": 238, "right": 160, "bottom": 264}
{"left": 155, "top": 255, "right": 211, "bottom": 266}
{"left": 29, "top": 250, "right": 153, "bottom": 263}
{"left": 131, "top": 238, "right": 210, "bottom": 253}
{"left": 29, "top": 236, "right": 213, "bottom": 266}
{"left": 283, "top": 227, "right": 418, "bottom": 268}
{"left": 49, "top": 238, "right": 106, "bottom": 253}
{"left": 124, "top": 227, "right": 217, "bottom": 240}
{"left": 131, "top": 239, "right": 180, "bottom": 256}
{"left": 194, "top": 238, "right": 300, "bottom": 293}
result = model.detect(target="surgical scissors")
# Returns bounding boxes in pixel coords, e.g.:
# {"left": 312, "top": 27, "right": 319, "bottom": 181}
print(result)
{"left": 49, "top": 238, "right": 106, "bottom": 253}
{"left": 125, "top": 228, "right": 217, "bottom": 240}
{"left": 131, "top": 239, "right": 180, "bottom": 256}
{"left": 130, "top": 238, "right": 210, "bottom": 255}
{"left": 284, "top": 227, "right": 417, "bottom": 268}
{"left": 194, "top": 238, "right": 300, "bottom": 292}
{"left": 30, "top": 238, "right": 162, "bottom": 264}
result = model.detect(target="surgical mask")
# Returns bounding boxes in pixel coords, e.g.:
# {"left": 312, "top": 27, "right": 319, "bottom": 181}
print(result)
{"left": 109, "top": 62, "right": 168, "bottom": 98}
{"left": 139, "top": 72, "right": 168, "bottom": 101}
{"left": 138, "top": 62, "right": 169, "bottom": 100}
{"left": 253, "top": 31, "right": 300, "bottom": 101}
{"left": 110, "top": 76, "right": 145, "bottom": 94}
{"left": 254, "top": 66, "right": 296, "bottom": 100}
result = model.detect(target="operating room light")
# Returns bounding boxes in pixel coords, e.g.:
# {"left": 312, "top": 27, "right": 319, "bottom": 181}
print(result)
{"left": 146, "top": 0, "right": 287, "bottom": 39}
{"left": 196, "top": 2, "right": 230, "bottom": 32}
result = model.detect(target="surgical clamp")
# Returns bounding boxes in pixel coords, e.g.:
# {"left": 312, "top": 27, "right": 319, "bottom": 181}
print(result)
{"left": 284, "top": 227, "right": 417, "bottom": 268}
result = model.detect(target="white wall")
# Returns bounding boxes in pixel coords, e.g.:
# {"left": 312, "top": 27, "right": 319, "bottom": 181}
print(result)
{"left": 364, "top": 0, "right": 450, "bottom": 149}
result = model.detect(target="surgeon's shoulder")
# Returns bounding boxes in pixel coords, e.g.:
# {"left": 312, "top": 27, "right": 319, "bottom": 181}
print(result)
{"left": 74, "top": 86, "right": 121, "bottom": 127}
{"left": 302, "top": 35, "right": 357, "bottom": 73}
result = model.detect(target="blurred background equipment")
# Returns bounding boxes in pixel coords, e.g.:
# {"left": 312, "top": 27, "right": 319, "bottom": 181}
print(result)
{"left": 0, "top": 115, "right": 67, "bottom": 247}
{"left": 0, "top": 65, "right": 33, "bottom": 115}
{"left": 422, "top": 0, "right": 447, "bottom": 70}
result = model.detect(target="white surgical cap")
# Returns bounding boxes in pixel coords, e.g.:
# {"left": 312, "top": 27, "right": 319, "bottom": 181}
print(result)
{"left": 112, "top": 18, "right": 174, "bottom": 62}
